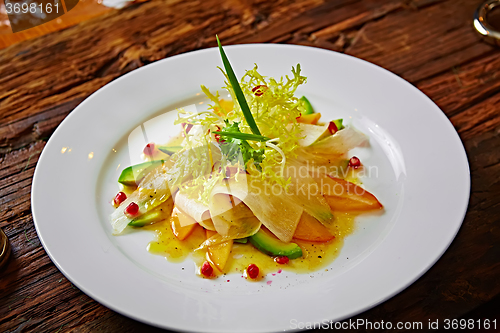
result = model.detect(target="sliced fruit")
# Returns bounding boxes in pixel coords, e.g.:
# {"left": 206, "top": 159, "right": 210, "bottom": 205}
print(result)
{"left": 249, "top": 228, "right": 302, "bottom": 259}
{"left": 300, "top": 96, "right": 314, "bottom": 114}
{"left": 214, "top": 99, "right": 234, "bottom": 116}
{"left": 157, "top": 145, "right": 182, "bottom": 155}
{"left": 293, "top": 212, "right": 335, "bottom": 242}
{"left": 128, "top": 198, "right": 174, "bottom": 227}
{"left": 118, "top": 160, "right": 164, "bottom": 186}
{"left": 171, "top": 206, "right": 197, "bottom": 240}
{"left": 297, "top": 113, "right": 321, "bottom": 125}
{"left": 332, "top": 119, "right": 344, "bottom": 131}
{"left": 112, "top": 165, "right": 173, "bottom": 234}
{"left": 128, "top": 210, "right": 160, "bottom": 227}
{"left": 233, "top": 238, "right": 248, "bottom": 244}
{"left": 219, "top": 99, "right": 234, "bottom": 112}
{"left": 205, "top": 230, "right": 233, "bottom": 271}
{"left": 315, "top": 175, "right": 383, "bottom": 212}
{"left": 296, "top": 123, "right": 331, "bottom": 146}
{"left": 307, "top": 126, "right": 367, "bottom": 156}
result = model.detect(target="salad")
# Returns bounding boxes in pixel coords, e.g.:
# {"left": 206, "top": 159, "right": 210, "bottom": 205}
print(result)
{"left": 110, "top": 38, "right": 383, "bottom": 280}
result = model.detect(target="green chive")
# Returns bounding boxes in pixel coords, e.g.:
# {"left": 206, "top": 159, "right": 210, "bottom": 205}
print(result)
{"left": 216, "top": 36, "right": 261, "bottom": 136}
{"left": 215, "top": 131, "right": 270, "bottom": 142}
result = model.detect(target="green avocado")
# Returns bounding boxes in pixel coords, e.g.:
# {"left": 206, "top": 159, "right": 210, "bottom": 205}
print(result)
{"left": 118, "top": 160, "right": 163, "bottom": 186}
{"left": 128, "top": 210, "right": 162, "bottom": 227}
{"left": 157, "top": 145, "right": 183, "bottom": 155}
{"left": 332, "top": 118, "right": 344, "bottom": 131}
{"left": 300, "top": 96, "right": 314, "bottom": 115}
{"left": 233, "top": 237, "right": 248, "bottom": 244}
{"left": 249, "top": 228, "right": 303, "bottom": 259}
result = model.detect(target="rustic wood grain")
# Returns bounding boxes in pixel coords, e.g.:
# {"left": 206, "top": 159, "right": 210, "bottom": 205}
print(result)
{"left": 0, "top": 0, "right": 113, "bottom": 50}
{"left": 0, "top": 0, "right": 499, "bottom": 332}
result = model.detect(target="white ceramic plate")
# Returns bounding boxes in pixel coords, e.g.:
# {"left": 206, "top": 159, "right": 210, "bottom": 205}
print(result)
{"left": 32, "top": 45, "right": 470, "bottom": 332}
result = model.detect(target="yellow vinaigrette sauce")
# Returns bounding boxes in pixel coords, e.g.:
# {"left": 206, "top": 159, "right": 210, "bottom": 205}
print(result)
{"left": 145, "top": 212, "right": 359, "bottom": 279}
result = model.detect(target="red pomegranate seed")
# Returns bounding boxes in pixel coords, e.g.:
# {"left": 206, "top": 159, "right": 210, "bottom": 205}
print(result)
{"left": 181, "top": 123, "right": 194, "bottom": 136}
{"left": 275, "top": 256, "right": 289, "bottom": 265}
{"left": 247, "top": 264, "right": 259, "bottom": 279}
{"left": 113, "top": 192, "right": 127, "bottom": 207}
{"left": 201, "top": 261, "right": 213, "bottom": 277}
{"left": 328, "top": 121, "right": 338, "bottom": 135}
{"left": 349, "top": 156, "right": 361, "bottom": 169}
{"left": 252, "top": 85, "right": 268, "bottom": 97}
{"left": 214, "top": 125, "right": 223, "bottom": 143}
{"left": 143, "top": 143, "right": 155, "bottom": 156}
{"left": 124, "top": 202, "right": 139, "bottom": 216}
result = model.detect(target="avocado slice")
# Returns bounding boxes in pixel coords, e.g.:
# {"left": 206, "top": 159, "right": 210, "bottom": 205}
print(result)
{"left": 233, "top": 237, "right": 248, "bottom": 244}
{"left": 128, "top": 198, "right": 173, "bottom": 227}
{"left": 128, "top": 210, "right": 163, "bottom": 227}
{"left": 118, "top": 160, "right": 163, "bottom": 186}
{"left": 157, "top": 145, "right": 183, "bottom": 155}
{"left": 249, "top": 228, "right": 303, "bottom": 259}
{"left": 332, "top": 119, "right": 344, "bottom": 131}
{"left": 300, "top": 96, "right": 314, "bottom": 115}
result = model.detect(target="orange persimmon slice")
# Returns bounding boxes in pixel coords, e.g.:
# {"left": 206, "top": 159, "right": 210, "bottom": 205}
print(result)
{"left": 293, "top": 212, "right": 335, "bottom": 242}
{"left": 297, "top": 113, "right": 321, "bottom": 125}
{"left": 318, "top": 175, "right": 383, "bottom": 212}
{"left": 214, "top": 99, "right": 234, "bottom": 116}
{"left": 170, "top": 207, "right": 197, "bottom": 240}
{"left": 205, "top": 230, "right": 233, "bottom": 271}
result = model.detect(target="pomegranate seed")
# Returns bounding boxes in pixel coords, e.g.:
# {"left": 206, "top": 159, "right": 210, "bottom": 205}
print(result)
{"left": 214, "top": 125, "right": 223, "bottom": 143}
{"left": 349, "top": 156, "right": 361, "bottom": 169}
{"left": 252, "top": 85, "right": 268, "bottom": 97}
{"left": 275, "top": 256, "right": 289, "bottom": 265}
{"left": 247, "top": 263, "right": 259, "bottom": 279}
{"left": 201, "top": 261, "right": 213, "bottom": 277}
{"left": 181, "top": 123, "right": 193, "bottom": 136}
{"left": 328, "top": 121, "right": 338, "bottom": 135}
{"left": 124, "top": 202, "right": 139, "bottom": 216}
{"left": 113, "top": 192, "right": 127, "bottom": 207}
{"left": 143, "top": 143, "right": 155, "bottom": 156}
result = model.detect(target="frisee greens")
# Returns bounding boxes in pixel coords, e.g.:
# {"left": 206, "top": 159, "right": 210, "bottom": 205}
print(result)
{"left": 168, "top": 46, "right": 308, "bottom": 203}
{"left": 219, "top": 121, "right": 265, "bottom": 170}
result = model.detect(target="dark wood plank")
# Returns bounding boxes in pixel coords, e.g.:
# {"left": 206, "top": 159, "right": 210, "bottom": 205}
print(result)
{"left": 344, "top": 0, "right": 494, "bottom": 82}
{"left": 418, "top": 51, "right": 500, "bottom": 117}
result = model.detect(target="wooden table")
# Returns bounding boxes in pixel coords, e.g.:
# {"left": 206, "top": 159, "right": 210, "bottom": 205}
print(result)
{"left": 0, "top": 0, "right": 112, "bottom": 50}
{"left": 1, "top": 0, "right": 499, "bottom": 331}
